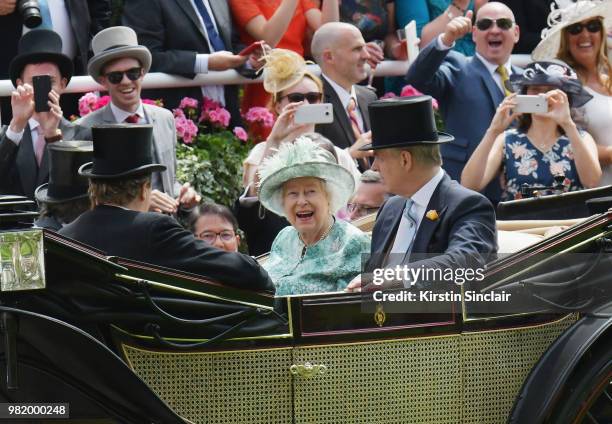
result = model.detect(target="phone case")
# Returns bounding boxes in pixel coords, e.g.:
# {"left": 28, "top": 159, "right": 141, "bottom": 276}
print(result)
{"left": 294, "top": 104, "right": 333, "bottom": 125}
{"left": 33, "top": 75, "right": 52, "bottom": 113}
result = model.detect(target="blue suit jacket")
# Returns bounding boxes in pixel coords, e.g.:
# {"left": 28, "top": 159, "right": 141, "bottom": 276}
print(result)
{"left": 405, "top": 41, "right": 522, "bottom": 203}
{"left": 367, "top": 174, "right": 497, "bottom": 278}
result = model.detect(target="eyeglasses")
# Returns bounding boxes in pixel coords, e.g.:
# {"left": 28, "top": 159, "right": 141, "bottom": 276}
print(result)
{"left": 566, "top": 19, "right": 602, "bottom": 36}
{"left": 347, "top": 203, "right": 379, "bottom": 218}
{"left": 475, "top": 18, "right": 514, "bottom": 31}
{"left": 197, "top": 230, "right": 236, "bottom": 244}
{"left": 104, "top": 67, "right": 143, "bottom": 84}
{"left": 281, "top": 92, "right": 323, "bottom": 103}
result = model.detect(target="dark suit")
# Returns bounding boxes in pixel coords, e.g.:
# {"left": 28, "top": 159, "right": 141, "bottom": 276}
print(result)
{"left": 122, "top": 0, "right": 249, "bottom": 125}
{"left": 367, "top": 174, "right": 497, "bottom": 275}
{"left": 316, "top": 77, "right": 378, "bottom": 151}
{"left": 0, "top": 2, "right": 111, "bottom": 123}
{"left": 405, "top": 41, "right": 522, "bottom": 203}
{"left": 59, "top": 205, "right": 274, "bottom": 292}
{"left": 0, "top": 119, "right": 77, "bottom": 199}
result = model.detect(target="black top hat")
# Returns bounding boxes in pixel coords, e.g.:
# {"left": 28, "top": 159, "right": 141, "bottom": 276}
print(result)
{"left": 509, "top": 60, "right": 593, "bottom": 108}
{"left": 360, "top": 96, "right": 454, "bottom": 151}
{"left": 35, "top": 141, "right": 94, "bottom": 204}
{"left": 9, "top": 29, "right": 74, "bottom": 87}
{"left": 79, "top": 124, "right": 166, "bottom": 179}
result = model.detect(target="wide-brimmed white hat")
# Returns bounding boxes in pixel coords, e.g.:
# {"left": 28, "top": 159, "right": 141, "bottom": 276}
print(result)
{"left": 257, "top": 137, "right": 355, "bottom": 217}
{"left": 532, "top": 0, "right": 612, "bottom": 61}
{"left": 87, "top": 26, "right": 152, "bottom": 83}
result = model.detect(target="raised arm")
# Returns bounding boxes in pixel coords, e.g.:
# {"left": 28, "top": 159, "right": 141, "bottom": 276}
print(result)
{"left": 461, "top": 94, "right": 518, "bottom": 191}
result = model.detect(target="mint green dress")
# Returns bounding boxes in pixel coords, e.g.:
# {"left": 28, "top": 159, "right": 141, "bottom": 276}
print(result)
{"left": 264, "top": 220, "right": 371, "bottom": 296}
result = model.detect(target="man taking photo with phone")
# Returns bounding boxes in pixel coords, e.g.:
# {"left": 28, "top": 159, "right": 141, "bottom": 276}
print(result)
{"left": 0, "top": 29, "right": 77, "bottom": 199}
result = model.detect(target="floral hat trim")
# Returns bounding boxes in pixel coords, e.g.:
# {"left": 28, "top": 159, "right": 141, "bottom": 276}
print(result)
{"left": 261, "top": 48, "right": 314, "bottom": 95}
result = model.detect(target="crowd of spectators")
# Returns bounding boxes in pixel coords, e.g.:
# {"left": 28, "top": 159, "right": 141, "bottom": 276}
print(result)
{"left": 1, "top": 0, "right": 612, "bottom": 295}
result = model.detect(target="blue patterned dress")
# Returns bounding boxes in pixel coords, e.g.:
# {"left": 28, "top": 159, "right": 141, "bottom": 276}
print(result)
{"left": 264, "top": 219, "right": 371, "bottom": 296}
{"left": 502, "top": 128, "right": 584, "bottom": 201}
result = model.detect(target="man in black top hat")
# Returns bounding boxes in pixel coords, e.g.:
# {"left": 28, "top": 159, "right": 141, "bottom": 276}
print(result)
{"left": 346, "top": 96, "right": 497, "bottom": 291}
{"left": 59, "top": 125, "right": 274, "bottom": 292}
{"left": 0, "top": 29, "right": 78, "bottom": 200}
{"left": 34, "top": 140, "right": 93, "bottom": 231}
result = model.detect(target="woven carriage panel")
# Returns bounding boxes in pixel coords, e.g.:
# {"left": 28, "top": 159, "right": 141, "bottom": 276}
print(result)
{"left": 292, "top": 336, "right": 463, "bottom": 424}
{"left": 123, "top": 345, "right": 293, "bottom": 424}
{"left": 461, "top": 314, "right": 578, "bottom": 423}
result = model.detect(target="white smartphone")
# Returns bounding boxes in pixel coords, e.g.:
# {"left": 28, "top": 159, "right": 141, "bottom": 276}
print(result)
{"left": 514, "top": 94, "right": 548, "bottom": 114}
{"left": 294, "top": 103, "right": 333, "bottom": 125}
{"left": 405, "top": 20, "right": 419, "bottom": 65}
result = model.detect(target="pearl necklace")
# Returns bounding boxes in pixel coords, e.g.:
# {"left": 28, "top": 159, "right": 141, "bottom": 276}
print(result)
{"left": 299, "top": 217, "right": 335, "bottom": 259}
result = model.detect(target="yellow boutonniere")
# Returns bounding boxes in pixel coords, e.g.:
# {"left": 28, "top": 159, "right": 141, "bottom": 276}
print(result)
{"left": 426, "top": 210, "right": 439, "bottom": 221}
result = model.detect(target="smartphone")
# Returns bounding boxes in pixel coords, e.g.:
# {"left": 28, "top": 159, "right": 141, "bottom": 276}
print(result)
{"left": 514, "top": 94, "right": 548, "bottom": 114}
{"left": 32, "top": 75, "right": 51, "bottom": 113}
{"left": 238, "top": 40, "right": 264, "bottom": 56}
{"left": 405, "top": 20, "right": 419, "bottom": 65}
{"left": 294, "top": 103, "right": 333, "bottom": 125}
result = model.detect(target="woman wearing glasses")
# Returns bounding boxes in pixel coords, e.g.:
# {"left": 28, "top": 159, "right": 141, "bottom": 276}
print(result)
{"left": 189, "top": 203, "right": 241, "bottom": 253}
{"left": 533, "top": 1, "right": 612, "bottom": 186}
{"left": 461, "top": 61, "right": 601, "bottom": 200}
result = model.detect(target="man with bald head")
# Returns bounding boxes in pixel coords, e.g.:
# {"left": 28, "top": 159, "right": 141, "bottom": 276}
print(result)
{"left": 311, "top": 22, "right": 378, "bottom": 171}
{"left": 406, "top": 1, "right": 522, "bottom": 203}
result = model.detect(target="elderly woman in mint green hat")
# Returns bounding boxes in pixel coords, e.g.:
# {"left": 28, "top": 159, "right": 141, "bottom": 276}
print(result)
{"left": 258, "top": 136, "right": 371, "bottom": 296}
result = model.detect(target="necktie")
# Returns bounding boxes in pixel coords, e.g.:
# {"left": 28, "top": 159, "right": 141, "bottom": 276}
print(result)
{"left": 496, "top": 65, "right": 512, "bottom": 97}
{"left": 124, "top": 114, "right": 140, "bottom": 124}
{"left": 347, "top": 97, "right": 370, "bottom": 171}
{"left": 33, "top": 125, "right": 46, "bottom": 167}
{"left": 37, "top": 0, "right": 53, "bottom": 30}
{"left": 192, "top": 0, "right": 226, "bottom": 52}
{"left": 386, "top": 199, "right": 418, "bottom": 267}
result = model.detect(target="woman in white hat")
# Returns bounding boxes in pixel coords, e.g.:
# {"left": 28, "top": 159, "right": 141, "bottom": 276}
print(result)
{"left": 533, "top": 0, "right": 612, "bottom": 185}
{"left": 257, "top": 136, "right": 370, "bottom": 296}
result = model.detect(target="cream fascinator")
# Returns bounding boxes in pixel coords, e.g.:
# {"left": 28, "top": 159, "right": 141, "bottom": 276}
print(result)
{"left": 532, "top": 0, "right": 612, "bottom": 61}
{"left": 262, "top": 48, "right": 311, "bottom": 95}
{"left": 257, "top": 137, "right": 355, "bottom": 217}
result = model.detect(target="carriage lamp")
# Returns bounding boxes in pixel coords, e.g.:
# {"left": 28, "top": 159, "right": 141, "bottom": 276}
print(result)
{"left": 0, "top": 230, "right": 46, "bottom": 292}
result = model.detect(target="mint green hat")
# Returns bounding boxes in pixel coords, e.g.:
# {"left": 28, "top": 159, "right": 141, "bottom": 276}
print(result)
{"left": 257, "top": 137, "right": 355, "bottom": 217}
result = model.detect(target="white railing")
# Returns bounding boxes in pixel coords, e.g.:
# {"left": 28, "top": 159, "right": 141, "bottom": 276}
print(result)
{"left": 0, "top": 55, "right": 533, "bottom": 97}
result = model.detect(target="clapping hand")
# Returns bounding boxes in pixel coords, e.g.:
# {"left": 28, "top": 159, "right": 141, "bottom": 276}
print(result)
{"left": 9, "top": 83, "right": 35, "bottom": 131}
{"left": 266, "top": 101, "right": 311, "bottom": 147}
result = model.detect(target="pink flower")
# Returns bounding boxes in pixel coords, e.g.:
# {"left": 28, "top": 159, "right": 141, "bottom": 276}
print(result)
{"left": 173, "top": 108, "right": 185, "bottom": 118}
{"left": 510, "top": 143, "right": 529, "bottom": 159}
{"left": 95, "top": 95, "right": 110, "bottom": 110}
{"left": 244, "top": 107, "right": 275, "bottom": 128}
{"left": 142, "top": 98, "right": 157, "bottom": 106}
{"left": 207, "top": 107, "right": 231, "bottom": 128}
{"left": 78, "top": 92, "right": 98, "bottom": 116}
{"left": 233, "top": 126, "right": 248, "bottom": 142}
{"left": 175, "top": 116, "right": 198, "bottom": 144}
{"left": 380, "top": 92, "right": 397, "bottom": 99}
{"left": 202, "top": 97, "right": 222, "bottom": 112}
{"left": 179, "top": 97, "right": 199, "bottom": 110}
{"left": 400, "top": 85, "right": 439, "bottom": 109}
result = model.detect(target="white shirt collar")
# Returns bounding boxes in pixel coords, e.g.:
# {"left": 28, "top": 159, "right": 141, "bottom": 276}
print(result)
{"left": 322, "top": 74, "right": 357, "bottom": 110}
{"left": 475, "top": 53, "right": 512, "bottom": 77}
{"left": 28, "top": 117, "right": 40, "bottom": 131}
{"left": 110, "top": 101, "right": 145, "bottom": 123}
{"left": 410, "top": 168, "right": 445, "bottom": 212}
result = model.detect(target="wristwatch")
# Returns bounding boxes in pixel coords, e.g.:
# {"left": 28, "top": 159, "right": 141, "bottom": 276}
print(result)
{"left": 44, "top": 129, "right": 63, "bottom": 143}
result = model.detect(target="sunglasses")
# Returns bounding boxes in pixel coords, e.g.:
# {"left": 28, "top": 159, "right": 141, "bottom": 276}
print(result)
{"left": 566, "top": 19, "right": 602, "bottom": 35}
{"left": 475, "top": 18, "right": 514, "bottom": 31}
{"left": 104, "top": 67, "right": 143, "bottom": 84}
{"left": 281, "top": 92, "right": 323, "bottom": 103}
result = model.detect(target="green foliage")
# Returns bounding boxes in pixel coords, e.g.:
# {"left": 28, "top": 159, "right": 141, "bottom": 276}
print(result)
{"left": 176, "top": 132, "right": 251, "bottom": 207}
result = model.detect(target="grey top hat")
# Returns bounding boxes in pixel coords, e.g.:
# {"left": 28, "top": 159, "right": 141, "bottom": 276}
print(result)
{"left": 87, "top": 26, "right": 152, "bottom": 83}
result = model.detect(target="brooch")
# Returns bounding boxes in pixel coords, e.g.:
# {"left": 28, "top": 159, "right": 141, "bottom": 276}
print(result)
{"left": 426, "top": 209, "right": 439, "bottom": 221}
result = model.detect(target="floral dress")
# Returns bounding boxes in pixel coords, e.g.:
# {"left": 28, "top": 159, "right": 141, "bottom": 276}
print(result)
{"left": 502, "top": 128, "right": 584, "bottom": 201}
{"left": 263, "top": 219, "right": 371, "bottom": 296}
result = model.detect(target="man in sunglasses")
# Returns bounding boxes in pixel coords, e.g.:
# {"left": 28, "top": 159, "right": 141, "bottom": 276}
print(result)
{"left": 75, "top": 26, "right": 200, "bottom": 215}
{"left": 406, "top": 1, "right": 521, "bottom": 204}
